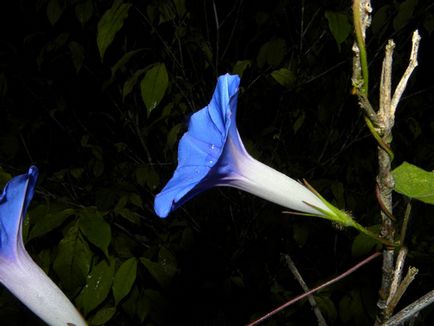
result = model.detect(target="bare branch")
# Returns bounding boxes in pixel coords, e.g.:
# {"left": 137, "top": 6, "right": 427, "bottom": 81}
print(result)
{"left": 283, "top": 254, "right": 328, "bottom": 326}
{"left": 390, "top": 30, "right": 421, "bottom": 116}
{"left": 386, "top": 247, "right": 408, "bottom": 306}
{"left": 378, "top": 40, "right": 395, "bottom": 133}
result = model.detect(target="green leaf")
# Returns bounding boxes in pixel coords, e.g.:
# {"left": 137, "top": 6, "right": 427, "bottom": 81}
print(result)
{"left": 257, "top": 38, "right": 286, "bottom": 68}
{"left": 351, "top": 225, "right": 381, "bottom": 257}
{"left": 166, "top": 123, "right": 183, "bottom": 150}
{"left": 123, "top": 68, "right": 146, "bottom": 99}
{"left": 90, "top": 306, "right": 116, "bottom": 325}
{"left": 68, "top": 41, "right": 85, "bottom": 73}
{"left": 232, "top": 60, "right": 251, "bottom": 77}
{"left": 371, "top": 5, "right": 392, "bottom": 36}
{"left": 29, "top": 207, "right": 75, "bottom": 240}
{"left": 392, "top": 162, "right": 434, "bottom": 204}
{"left": 325, "top": 11, "right": 351, "bottom": 46}
{"left": 140, "top": 248, "right": 177, "bottom": 289}
{"left": 75, "top": 0, "right": 94, "bottom": 27}
{"left": 111, "top": 49, "right": 145, "bottom": 79}
{"left": 271, "top": 67, "right": 295, "bottom": 89}
{"left": 79, "top": 207, "right": 111, "bottom": 256}
{"left": 97, "top": 0, "right": 132, "bottom": 60}
{"left": 393, "top": 0, "right": 418, "bottom": 32}
{"left": 338, "top": 290, "right": 367, "bottom": 324}
{"left": 47, "top": 0, "right": 64, "bottom": 25}
{"left": 140, "top": 63, "right": 169, "bottom": 115}
{"left": 113, "top": 258, "right": 138, "bottom": 305}
{"left": 77, "top": 259, "right": 115, "bottom": 315}
{"left": 293, "top": 111, "right": 305, "bottom": 134}
{"left": 135, "top": 165, "right": 160, "bottom": 190}
{"left": 53, "top": 225, "right": 93, "bottom": 292}
{"left": 315, "top": 295, "right": 337, "bottom": 323}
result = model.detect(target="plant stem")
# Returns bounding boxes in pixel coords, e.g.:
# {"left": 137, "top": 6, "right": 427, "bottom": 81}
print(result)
{"left": 246, "top": 252, "right": 381, "bottom": 326}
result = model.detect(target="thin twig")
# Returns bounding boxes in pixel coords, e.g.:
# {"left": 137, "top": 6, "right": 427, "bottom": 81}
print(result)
{"left": 399, "top": 201, "right": 412, "bottom": 246}
{"left": 378, "top": 40, "right": 394, "bottom": 133}
{"left": 282, "top": 254, "right": 328, "bottom": 326}
{"left": 386, "top": 247, "right": 407, "bottom": 306}
{"left": 384, "top": 266, "right": 418, "bottom": 320}
{"left": 246, "top": 252, "right": 381, "bottom": 326}
{"left": 383, "top": 287, "right": 434, "bottom": 326}
{"left": 390, "top": 30, "right": 421, "bottom": 116}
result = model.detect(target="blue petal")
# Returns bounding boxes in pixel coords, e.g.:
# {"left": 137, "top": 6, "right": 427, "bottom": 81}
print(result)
{"left": 154, "top": 74, "right": 240, "bottom": 218}
{"left": 208, "top": 74, "right": 240, "bottom": 134}
{"left": 0, "top": 166, "right": 38, "bottom": 258}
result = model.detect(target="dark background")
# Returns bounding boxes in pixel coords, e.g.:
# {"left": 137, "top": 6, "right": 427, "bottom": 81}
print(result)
{"left": 1, "top": 0, "right": 434, "bottom": 325}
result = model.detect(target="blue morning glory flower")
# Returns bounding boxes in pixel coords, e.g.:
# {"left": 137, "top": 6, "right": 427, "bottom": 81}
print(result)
{"left": 0, "top": 166, "right": 86, "bottom": 326}
{"left": 154, "top": 74, "right": 380, "bottom": 236}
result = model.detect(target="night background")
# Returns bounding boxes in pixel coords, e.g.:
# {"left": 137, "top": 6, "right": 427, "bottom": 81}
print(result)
{"left": 1, "top": 0, "right": 434, "bottom": 325}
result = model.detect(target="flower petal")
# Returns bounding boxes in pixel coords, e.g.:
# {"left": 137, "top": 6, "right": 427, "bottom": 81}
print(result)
{"left": 154, "top": 74, "right": 240, "bottom": 218}
{"left": 208, "top": 74, "right": 240, "bottom": 134}
{"left": 0, "top": 166, "right": 38, "bottom": 259}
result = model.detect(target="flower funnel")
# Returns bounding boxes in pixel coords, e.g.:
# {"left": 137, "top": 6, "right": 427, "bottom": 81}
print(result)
{"left": 0, "top": 166, "right": 86, "bottom": 326}
{"left": 154, "top": 74, "right": 385, "bottom": 239}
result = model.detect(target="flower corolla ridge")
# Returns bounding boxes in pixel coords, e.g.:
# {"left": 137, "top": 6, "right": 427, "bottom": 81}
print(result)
{"left": 154, "top": 73, "right": 359, "bottom": 229}
{"left": 0, "top": 166, "right": 86, "bottom": 326}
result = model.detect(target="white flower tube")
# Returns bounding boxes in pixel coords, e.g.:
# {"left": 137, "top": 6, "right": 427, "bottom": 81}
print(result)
{"left": 0, "top": 166, "right": 86, "bottom": 326}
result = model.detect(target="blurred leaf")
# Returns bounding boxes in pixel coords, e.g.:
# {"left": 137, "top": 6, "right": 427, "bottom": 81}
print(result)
{"left": 140, "top": 63, "right": 169, "bottom": 115}
{"left": 393, "top": 0, "right": 418, "bottom": 32}
{"left": 29, "top": 206, "right": 75, "bottom": 240}
{"left": 158, "top": 1, "right": 176, "bottom": 24}
{"left": 315, "top": 295, "right": 337, "bottom": 323}
{"left": 75, "top": 0, "right": 94, "bottom": 27}
{"left": 113, "top": 258, "right": 138, "bottom": 305}
{"left": 371, "top": 5, "right": 392, "bottom": 36}
{"left": 325, "top": 11, "right": 351, "bottom": 46}
{"left": 129, "top": 193, "right": 143, "bottom": 208}
{"left": 123, "top": 68, "right": 146, "bottom": 99}
{"left": 77, "top": 258, "right": 115, "bottom": 315}
{"left": 136, "top": 165, "right": 160, "bottom": 190}
{"left": 392, "top": 162, "right": 434, "bottom": 204}
{"left": 293, "top": 111, "right": 305, "bottom": 134}
{"left": 53, "top": 225, "right": 92, "bottom": 292}
{"left": 232, "top": 60, "right": 251, "bottom": 77}
{"left": 68, "top": 41, "right": 85, "bottom": 73}
{"left": 97, "top": 0, "right": 132, "bottom": 60}
{"left": 257, "top": 38, "right": 286, "bottom": 68}
{"left": 91, "top": 158, "right": 105, "bottom": 177}
{"left": 140, "top": 248, "right": 177, "bottom": 289}
{"left": 79, "top": 207, "right": 111, "bottom": 257}
{"left": 351, "top": 225, "right": 381, "bottom": 257}
{"left": 47, "top": 0, "right": 64, "bottom": 25}
{"left": 293, "top": 222, "right": 309, "bottom": 247}
{"left": 339, "top": 290, "right": 367, "bottom": 324}
{"left": 90, "top": 306, "right": 116, "bottom": 325}
{"left": 271, "top": 67, "right": 295, "bottom": 89}
{"left": 424, "top": 15, "right": 434, "bottom": 34}
{"left": 111, "top": 49, "right": 145, "bottom": 80}
{"left": 173, "top": 0, "right": 186, "bottom": 17}
{"left": 331, "top": 182, "right": 345, "bottom": 209}
{"left": 166, "top": 123, "right": 183, "bottom": 149}
{"left": 143, "top": 289, "right": 166, "bottom": 323}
